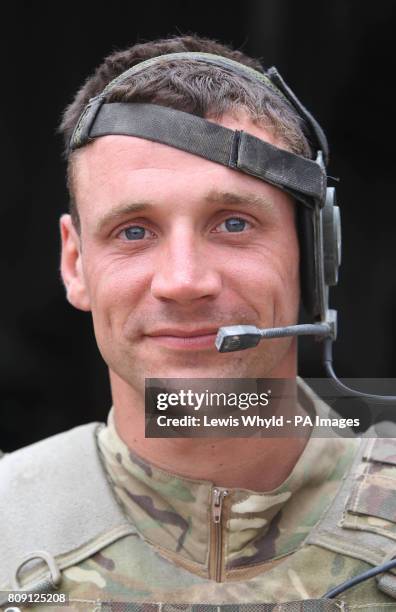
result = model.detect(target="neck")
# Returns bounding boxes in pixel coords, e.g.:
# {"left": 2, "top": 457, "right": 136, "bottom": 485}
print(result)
{"left": 111, "top": 347, "right": 309, "bottom": 491}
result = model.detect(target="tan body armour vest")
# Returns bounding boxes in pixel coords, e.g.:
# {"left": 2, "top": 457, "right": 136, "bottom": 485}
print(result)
{"left": 1, "top": 424, "right": 396, "bottom": 611}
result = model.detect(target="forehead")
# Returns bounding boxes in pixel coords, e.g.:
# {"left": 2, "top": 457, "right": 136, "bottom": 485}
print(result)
{"left": 71, "top": 113, "right": 292, "bottom": 220}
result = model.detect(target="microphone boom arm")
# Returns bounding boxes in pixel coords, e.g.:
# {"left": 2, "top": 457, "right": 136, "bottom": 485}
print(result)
{"left": 215, "top": 310, "right": 337, "bottom": 353}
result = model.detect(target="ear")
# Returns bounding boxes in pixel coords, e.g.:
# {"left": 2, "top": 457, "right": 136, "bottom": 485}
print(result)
{"left": 60, "top": 214, "right": 91, "bottom": 311}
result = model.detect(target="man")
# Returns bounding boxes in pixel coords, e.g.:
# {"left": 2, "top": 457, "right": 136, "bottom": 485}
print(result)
{"left": 1, "top": 36, "right": 396, "bottom": 610}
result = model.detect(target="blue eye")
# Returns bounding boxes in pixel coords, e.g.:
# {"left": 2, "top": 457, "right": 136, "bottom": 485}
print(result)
{"left": 124, "top": 226, "right": 147, "bottom": 240}
{"left": 217, "top": 217, "right": 250, "bottom": 233}
{"left": 225, "top": 218, "right": 246, "bottom": 232}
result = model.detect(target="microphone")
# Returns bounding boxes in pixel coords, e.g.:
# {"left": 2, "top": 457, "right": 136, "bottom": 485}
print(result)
{"left": 215, "top": 310, "right": 337, "bottom": 353}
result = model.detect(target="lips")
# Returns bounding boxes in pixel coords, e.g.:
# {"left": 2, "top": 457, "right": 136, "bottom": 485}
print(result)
{"left": 145, "top": 328, "right": 219, "bottom": 350}
{"left": 148, "top": 328, "right": 218, "bottom": 337}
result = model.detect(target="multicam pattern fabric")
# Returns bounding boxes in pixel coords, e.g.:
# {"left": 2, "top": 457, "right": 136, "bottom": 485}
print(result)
{"left": 95, "top": 409, "right": 358, "bottom": 575}
{"left": 342, "top": 437, "right": 396, "bottom": 540}
{"left": 10, "top": 382, "right": 396, "bottom": 609}
{"left": 58, "top": 536, "right": 393, "bottom": 609}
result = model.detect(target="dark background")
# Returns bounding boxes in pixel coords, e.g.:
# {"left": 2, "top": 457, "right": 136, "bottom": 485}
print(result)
{"left": 1, "top": 1, "right": 396, "bottom": 452}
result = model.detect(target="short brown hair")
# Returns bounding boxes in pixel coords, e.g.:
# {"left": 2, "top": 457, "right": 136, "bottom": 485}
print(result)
{"left": 59, "top": 35, "right": 312, "bottom": 229}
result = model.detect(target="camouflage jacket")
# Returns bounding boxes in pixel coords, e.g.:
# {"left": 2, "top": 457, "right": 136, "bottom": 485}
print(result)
{"left": 1, "top": 381, "right": 396, "bottom": 611}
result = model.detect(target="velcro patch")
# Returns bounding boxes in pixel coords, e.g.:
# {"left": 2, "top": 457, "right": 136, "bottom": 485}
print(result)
{"left": 364, "top": 438, "right": 396, "bottom": 466}
{"left": 343, "top": 441, "right": 396, "bottom": 538}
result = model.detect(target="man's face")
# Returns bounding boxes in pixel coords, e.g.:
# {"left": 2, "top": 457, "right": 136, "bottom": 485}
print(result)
{"left": 61, "top": 113, "right": 300, "bottom": 390}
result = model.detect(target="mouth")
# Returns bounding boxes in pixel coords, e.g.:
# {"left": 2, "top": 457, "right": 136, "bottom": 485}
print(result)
{"left": 145, "top": 328, "right": 219, "bottom": 350}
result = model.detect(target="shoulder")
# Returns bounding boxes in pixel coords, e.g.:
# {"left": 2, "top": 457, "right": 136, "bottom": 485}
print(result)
{"left": 0, "top": 422, "right": 106, "bottom": 527}
{"left": 0, "top": 422, "right": 103, "bottom": 496}
{"left": 309, "top": 437, "right": 396, "bottom": 599}
{"left": 0, "top": 423, "right": 133, "bottom": 589}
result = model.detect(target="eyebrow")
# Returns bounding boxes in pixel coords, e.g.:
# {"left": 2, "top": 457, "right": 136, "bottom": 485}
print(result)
{"left": 95, "top": 202, "right": 153, "bottom": 234}
{"left": 203, "top": 189, "right": 275, "bottom": 211}
{"left": 94, "top": 189, "right": 275, "bottom": 234}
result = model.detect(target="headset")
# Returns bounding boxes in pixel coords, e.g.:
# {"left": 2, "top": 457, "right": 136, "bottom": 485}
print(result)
{"left": 69, "top": 51, "right": 395, "bottom": 405}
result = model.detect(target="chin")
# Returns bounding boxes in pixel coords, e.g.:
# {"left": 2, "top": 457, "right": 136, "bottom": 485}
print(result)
{"left": 141, "top": 357, "right": 271, "bottom": 381}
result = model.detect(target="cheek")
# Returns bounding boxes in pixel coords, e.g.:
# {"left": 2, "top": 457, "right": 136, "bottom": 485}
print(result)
{"left": 82, "top": 249, "right": 152, "bottom": 324}
{"left": 228, "top": 236, "right": 299, "bottom": 294}
{"left": 236, "top": 232, "right": 299, "bottom": 321}
{"left": 270, "top": 231, "right": 300, "bottom": 320}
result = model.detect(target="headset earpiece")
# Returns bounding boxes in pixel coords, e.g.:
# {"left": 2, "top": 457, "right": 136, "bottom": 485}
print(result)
{"left": 322, "top": 187, "right": 342, "bottom": 287}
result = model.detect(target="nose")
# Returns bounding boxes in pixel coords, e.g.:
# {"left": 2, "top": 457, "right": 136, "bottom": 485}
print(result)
{"left": 150, "top": 226, "right": 222, "bottom": 304}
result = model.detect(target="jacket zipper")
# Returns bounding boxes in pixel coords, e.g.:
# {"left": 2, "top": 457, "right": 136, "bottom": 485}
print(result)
{"left": 210, "top": 487, "right": 228, "bottom": 582}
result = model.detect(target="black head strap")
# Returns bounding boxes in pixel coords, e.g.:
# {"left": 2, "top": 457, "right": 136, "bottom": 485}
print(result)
{"left": 69, "top": 52, "right": 327, "bottom": 208}
{"left": 87, "top": 102, "right": 325, "bottom": 206}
